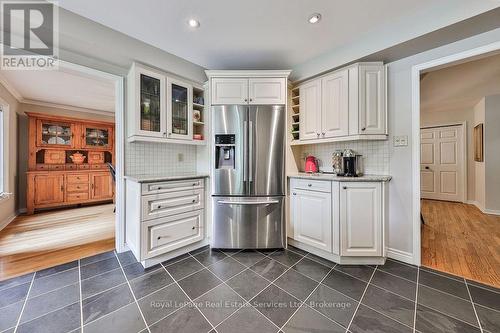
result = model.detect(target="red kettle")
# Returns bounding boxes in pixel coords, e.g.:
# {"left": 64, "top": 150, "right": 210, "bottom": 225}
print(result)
{"left": 304, "top": 155, "right": 319, "bottom": 173}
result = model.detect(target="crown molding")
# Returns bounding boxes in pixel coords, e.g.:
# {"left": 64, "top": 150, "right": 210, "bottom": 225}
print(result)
{"left": 21, "top": 99, "right": 114, "bottom": 117}
{"left": 0, "top": 72, "right": 23, "bottom": 101}
{"left": 205, "top": 70, "right": 292, "bottom": 78}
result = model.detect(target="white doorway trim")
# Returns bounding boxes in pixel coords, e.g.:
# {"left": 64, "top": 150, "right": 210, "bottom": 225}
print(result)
{"left": 56, "top": 60, "right": 127, "bottom": 253}
{"left": 411, "top": 41, "right": 500, "bottom": 266}
{"left": 420, "top": 122, "right": 467, "bottom": 203}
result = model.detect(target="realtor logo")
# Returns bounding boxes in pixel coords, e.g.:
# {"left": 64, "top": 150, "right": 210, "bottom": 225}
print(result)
{"left": 1, "top": 1, "right": 58, "bottom": 70}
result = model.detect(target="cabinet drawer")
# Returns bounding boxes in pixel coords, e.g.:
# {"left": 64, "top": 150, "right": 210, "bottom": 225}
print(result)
{"left": 66, "top": 183, "right": 89, "bottom": 192}
{"left": 141, "top": 178, "right": 204, "bottom": 195}
{"left": 67, "top": 174, "right": 89, "bottom": 183}
{"left": 290, "top": 178, "right": 331, "bottom": 193}
{"left": 91, "top": 164, "right": 107, "bottom": 170}
{"left": 141, "top": 188, "right": 204, "bottom": 221}
{"left": 66, "top": 192, "right": 89, "bottom": 202}
{"left": 141, "top": 210, "right": 204, "bottom": 260}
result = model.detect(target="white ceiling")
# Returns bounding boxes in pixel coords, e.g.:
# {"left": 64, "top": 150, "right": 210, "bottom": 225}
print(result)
{"left": 421, "top": 52, "right": 500, "bottom": 113}
{"left": 56, "top": 0, "right": 499, "bottom": 72}
{"left": 0, "top": 66, "right": 115, "bottom": 112}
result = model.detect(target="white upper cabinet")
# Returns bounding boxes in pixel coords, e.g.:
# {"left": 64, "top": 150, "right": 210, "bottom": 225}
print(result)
{"left": 356, "top": 65, "right": 386, "bottom": 135}
{"left": 295, "top": 62, "right": 387, "bottom": 144}
{"left": 211, "top": 77, "right": 287, "bottom": 105}
{"left": 211, "top": 78, "right": 248, "bottom": 105}
{"left": 321, "top": 69, "right": 349, "bottom": 138}
{"left": 299, "top": 80, "right": 321, "bottom": 140}
{"left": 340, "top": 182, "right": 382, "bottom": 257}
{"left": 128, "top": 64, "right": 167, "bottom": 139}
{"left": 248, "top": 78, "right": 286, "bottom": 104}
{"left": 167, "top": 78, "right": 192, "bottom": 140}
{"left": 127, "top": 63, "right": 205, "bottom": 144}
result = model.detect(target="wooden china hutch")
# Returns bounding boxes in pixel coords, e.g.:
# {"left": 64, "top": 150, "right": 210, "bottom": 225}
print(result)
{"left": 26, "top": 112, "right": 115, "bottom": 214}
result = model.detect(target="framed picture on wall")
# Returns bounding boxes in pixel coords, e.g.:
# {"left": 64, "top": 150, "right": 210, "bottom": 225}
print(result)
{"left": 474, "top": 123, "right": 484, "bottom": 162}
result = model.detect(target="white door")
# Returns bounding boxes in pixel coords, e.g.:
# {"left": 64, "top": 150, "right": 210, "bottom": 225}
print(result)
{"left": 340, "top": 182, "right": 382, "bottom": 256}
{"left": 299, "top": 80, "right": 321, "bottom": 140}
{"left": 248, "top": 78, "right": 286, "bottom": 104}
{"left": 167, "top": 78, "right": 193, "bottom": 140}
{"left": 321, "top": 69, "right": 349, "bottom": 138}
{"left": 291, "top": 189, "right": 332, "bottom": 252}
{"left": 420, "top": 125, "right": 465, "bottom": 202}
{"left": 211, "top": 78, "right": 248, "bottom": 105}
{"left": 359, "top": 65, "right": 386, "bottom": 135}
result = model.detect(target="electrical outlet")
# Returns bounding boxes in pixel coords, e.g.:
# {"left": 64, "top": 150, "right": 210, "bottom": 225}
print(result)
{"left": 393, "top": 135, "right": 408, "bottom": 147}
{"left": 178, "top": 153, "right": 184, "bottom": 162}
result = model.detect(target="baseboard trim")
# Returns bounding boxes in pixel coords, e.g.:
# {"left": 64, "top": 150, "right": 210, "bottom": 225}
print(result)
{"left": 466, "top": 200, "right": 500, "bottom": 215}
{"left": 0, "top": 213, "right": 17, "bottom": 232}
{"left": 386, "top": 247, "right": 414, "bottom": 265}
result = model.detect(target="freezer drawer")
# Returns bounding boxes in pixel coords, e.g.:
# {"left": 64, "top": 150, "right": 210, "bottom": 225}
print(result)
{"left": 212, "top": 196, "right": 285, "bottom": 249}
{"left": 141, "top": 189, "right": 204, "bottom": 221}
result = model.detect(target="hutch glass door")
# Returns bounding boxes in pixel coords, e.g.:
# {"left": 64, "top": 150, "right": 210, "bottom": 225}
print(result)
{"left": 39, "top": 121, "right": 73, "bottom": 147}
{"left": 169, "top": 82, "right": 191, "bottom": 140}
{"left": 140, "top": 74, "right": 163, "bottom": 135}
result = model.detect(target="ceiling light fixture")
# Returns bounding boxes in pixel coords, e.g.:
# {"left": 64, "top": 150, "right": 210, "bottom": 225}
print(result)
{"left": 308, "top": 13, "right": 321, "bottom": 24}
{"left": 188, "top": 19, "right": 200, "bottom": 28}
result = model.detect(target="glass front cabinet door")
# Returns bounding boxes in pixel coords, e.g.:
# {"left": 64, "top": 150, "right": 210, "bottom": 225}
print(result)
{"left": 37, "top": 120, "right": 75, "bottom": 148}
{"left": 136, "top": 67, "right": 166, "bottom": 138}
{"left": 82, "top": 124, "right": 113, "bottom": 149}
{"left": 167, "top": 78, "right": 192, "bottom": 140}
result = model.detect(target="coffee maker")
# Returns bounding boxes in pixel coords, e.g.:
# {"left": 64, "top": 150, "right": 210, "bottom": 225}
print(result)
{"left": 340, "top": 149, "right": 363, "bottom": 177}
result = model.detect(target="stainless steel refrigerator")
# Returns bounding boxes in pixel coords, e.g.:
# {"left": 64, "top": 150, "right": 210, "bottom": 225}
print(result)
{"left": 212, "top": 105, "right": 285, "bottom": 249}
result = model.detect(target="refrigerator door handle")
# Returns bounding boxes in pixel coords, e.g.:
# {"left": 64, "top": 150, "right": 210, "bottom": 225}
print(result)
{"left": 217, "top": 200, "right": 280, "bottom": 205}
{"left": 243, "top": 120, "right": 248, "bottom": 182}
{"left": 249, "top": 120, "right": 253, "bottom": 182}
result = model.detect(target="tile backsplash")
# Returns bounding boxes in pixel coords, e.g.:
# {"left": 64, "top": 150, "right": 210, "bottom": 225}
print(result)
{"left": 300, "top": 140, "right": 390, "bottom": 174}
{"left": 126, "top": 142, "right": 197, "bottom": 175}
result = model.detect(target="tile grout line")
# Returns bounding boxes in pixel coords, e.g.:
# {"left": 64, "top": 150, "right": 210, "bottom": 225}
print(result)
{"left": 465, "top": 279, "right": 484, "bottom": 333}
{"left": 278, "top": 263, "right": 338, "bottom": 332}
{"left": 160, "top": 263, "right": 219, "bottom": 333}
{"left": 114, "top": 253, "right": 151, "bottom": 333}
{"left": 346, "top": 265, "right": 378, "bottom": 332}
{"left": 78, "top": 259, "right": 83, "bottom": 331}
{"left": 413, "top": 267, "right": 420, "bottom": 333}
{"left": 12, "top": 271, "right": 36, "bottom": 333}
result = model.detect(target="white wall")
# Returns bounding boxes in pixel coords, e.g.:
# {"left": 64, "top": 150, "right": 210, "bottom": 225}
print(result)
{"left": 484, "top": 94, "right": 500, "bottom": 212}
{"left": 473, "top": 98, "right": 485, "bottom": 210}
{"left": 0, "top": 83, "right": 19, "bottom": 229}
{"left": 387, "top": 28, "right": 500, "bottom": 261}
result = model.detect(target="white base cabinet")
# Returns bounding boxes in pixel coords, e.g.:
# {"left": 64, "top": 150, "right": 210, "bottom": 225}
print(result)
{"left": 289, "top": 178, "right": 387, "bottom": 264}
{"left": 125, "top": 177, "right": 207, "bottom": 266}
{"left": 340, "top": 182, "right": 382, "bottom": 256}
{"left": 291, "top": 188, "right": 332, "bottom": 253}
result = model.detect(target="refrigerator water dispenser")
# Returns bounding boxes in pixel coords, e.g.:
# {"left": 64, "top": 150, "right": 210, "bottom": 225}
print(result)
{"left": 215, "top": 134, "right": 235, "bottom": 169}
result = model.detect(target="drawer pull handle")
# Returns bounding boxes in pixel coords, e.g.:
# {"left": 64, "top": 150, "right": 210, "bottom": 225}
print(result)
{"left": 192, "top": 183, "right": 197, "bottom": 186}
{"left": 192, "top": 226, "right": 195, "bottom": 230}
{"left": 292, "top": 192, "right": 296, "bottom": 195}
{"left": 192, "top": 199, "right": 196, "bottom": 203}
{"left": 157, "top": 236, "right": 162, "bottom": 240}
{"left": 307, "top": 184, "right": 312, "bottom": 187}
{"left": 343, "top": 186, "right": 347, "bottom": 189}
{"left": 157, "top": 205, "right": 162, "bottom": 209}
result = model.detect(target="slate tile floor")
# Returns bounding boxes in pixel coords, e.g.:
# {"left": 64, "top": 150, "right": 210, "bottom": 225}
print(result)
{"left": 1, "top": 246, "right": 499, "bottom": 333}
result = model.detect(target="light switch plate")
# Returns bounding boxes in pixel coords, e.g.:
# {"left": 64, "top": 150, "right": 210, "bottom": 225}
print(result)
{"left": 394, "top": 135, "right": 408, "bottom": 147}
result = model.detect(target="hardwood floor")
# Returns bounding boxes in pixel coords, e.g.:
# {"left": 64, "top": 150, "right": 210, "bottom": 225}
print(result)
{"left": 421, "top": 199, "right": 500, "bottom": 288}
{"left": 0, "top": 204, "right": 115, "bottom": 281}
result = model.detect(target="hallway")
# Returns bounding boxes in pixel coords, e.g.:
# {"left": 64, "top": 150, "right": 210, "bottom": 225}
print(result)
{"left": 421, "top": 199, "right": 500, "bottom": 288}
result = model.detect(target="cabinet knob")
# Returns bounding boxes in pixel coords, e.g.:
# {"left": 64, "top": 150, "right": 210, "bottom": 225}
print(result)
{"left": 244, "top": 99, "right": 248, "bottom": 102}
{"left": 307, "top": 183, "right": 312, "bottom": 187}
{"left": 316, "top": 133, "right": 320, "bottom": 137}
{"left": 361, "top": 127, "right": 366, "bottom": 131}
{"left": 343, "top": 186, "right": 347, "bottom": 189}
{"left": 192, "top": 199, "right": 196, "bottom": 203}
{"left": 425, "top": 166, "right": 430, "bottom": 170}
{"left": 157, "top": 236, "right": 162, "bottom": 240}
{"left": 192, "top": 183, "right": 197, "bottom": 186}
{"left": 192, "top": 226, "right": 196, "bottom": 230}
{"left": 322, "top": 132, "right": 325, "bottom": 136}
{"left": 292, "top": 192, "right": 296, "bottom": 195}
{"left": 249, "top": 98, "right": 253, "bottom": 102}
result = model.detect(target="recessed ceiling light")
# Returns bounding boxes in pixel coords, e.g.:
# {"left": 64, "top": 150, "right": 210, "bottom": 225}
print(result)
{"left": 308, "top": 13, "right": 321, "bottom": 24}
{"left": 188, "top": 19, "right": 200, "bottom": 28}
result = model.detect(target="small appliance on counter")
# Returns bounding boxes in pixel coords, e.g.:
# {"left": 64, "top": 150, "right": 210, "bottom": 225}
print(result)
{"left": 332, "top": 150, "right": 343, "bottom": 174}
{"left": 304, "top": 155, "right": 319, "bottom": 173}
{"left": 340, "top": 149, "right": 363, "bottom": 177}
